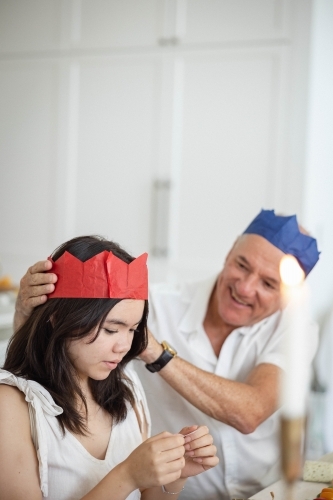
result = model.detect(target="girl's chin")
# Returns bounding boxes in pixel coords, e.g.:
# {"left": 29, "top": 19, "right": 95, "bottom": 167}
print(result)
{"left": 88, "top": 371, "right": 113, "bottom": 381}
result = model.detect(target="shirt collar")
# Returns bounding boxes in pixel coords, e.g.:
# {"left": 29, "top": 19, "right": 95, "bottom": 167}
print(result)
{"left": 236, "top": 310, "right": 281, "bottom": 336}
{"left": 179, "top": 275, "right": 217, "bottom": 334}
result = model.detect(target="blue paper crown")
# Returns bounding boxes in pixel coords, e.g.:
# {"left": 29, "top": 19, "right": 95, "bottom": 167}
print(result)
{"left": 243, "top": 209, "right": 320, "bottom": 275}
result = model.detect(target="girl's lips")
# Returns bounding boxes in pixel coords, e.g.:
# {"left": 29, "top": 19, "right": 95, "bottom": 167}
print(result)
{"left": 103, "top": 361, "right": 119, "bottom": 369}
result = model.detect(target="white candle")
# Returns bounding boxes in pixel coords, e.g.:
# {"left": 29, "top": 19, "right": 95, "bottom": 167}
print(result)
{"left": 280, "top": 255, "right": 311, "bottom": 419}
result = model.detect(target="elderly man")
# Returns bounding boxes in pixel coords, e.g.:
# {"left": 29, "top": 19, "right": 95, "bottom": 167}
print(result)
{"left": 14, "top": 210, "right": 320, "bottom": 500}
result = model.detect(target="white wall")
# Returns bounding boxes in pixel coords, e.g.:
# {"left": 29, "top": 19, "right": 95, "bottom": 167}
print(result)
{"left": 0, "top": 0, "right": 332, "bottom": 324}
{"left": 303, "top": 0, "right": 333, "bottom": 322}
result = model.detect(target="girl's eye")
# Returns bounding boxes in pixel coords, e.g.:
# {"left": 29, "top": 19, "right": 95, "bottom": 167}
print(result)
{"left": 130, "top": 328, "right": 139, "bottom": 334}
{"left": 104, "top": 328, "right": 117, "bottom": 335}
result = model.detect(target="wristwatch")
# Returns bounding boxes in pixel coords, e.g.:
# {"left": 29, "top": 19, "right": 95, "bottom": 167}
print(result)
{"left": 145, "top": 341, "right": 177, "bottom": 373}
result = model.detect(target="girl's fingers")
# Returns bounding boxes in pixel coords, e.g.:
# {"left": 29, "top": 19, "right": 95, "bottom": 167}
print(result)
{"left": 146, "top": 431, "right": 173, "bottom": 443}
{"left": 161, "top": 445, "right": 186, "bottom": 463}
{"left": 185, "top": 433, "right": 213, "bottom": 452}
{"left": 162, "top": 456, "right": 186, "bottom": 473}
{"left": 193, "top": 455, "right": 220, "bottom": 468}
{"left": 185, "top": 444, "right": 217, "bottom": 458}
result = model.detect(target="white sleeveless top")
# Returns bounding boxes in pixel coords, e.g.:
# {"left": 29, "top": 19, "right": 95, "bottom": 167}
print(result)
{"left": 0, "top": 366, "right": 151, "bottom": 499}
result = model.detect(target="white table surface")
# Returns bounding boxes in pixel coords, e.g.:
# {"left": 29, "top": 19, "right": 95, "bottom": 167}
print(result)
{"left": 250, "top": 479, "right": 328, "bottom": 500}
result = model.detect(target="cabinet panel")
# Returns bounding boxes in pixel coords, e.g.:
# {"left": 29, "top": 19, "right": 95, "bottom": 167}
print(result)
{"left": 0, "top": 61, "right": 58, "bottom": 280}
{"left": 0, "top": 1, "right": 61, "bottom": 52}
{"left": 78, "top": 0, "right": 161, "bottom": 48}
{"left": 74, "top": 57, "right": 161, "bottom": 257}
{"left": 183, "top": 0, "right": 290, "bottom": 44}
{"left": 172, "top": 50, "right": 284, "bottom": 279}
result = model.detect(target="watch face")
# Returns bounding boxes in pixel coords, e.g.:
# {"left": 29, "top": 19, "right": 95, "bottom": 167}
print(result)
{"left": 162, "top": 341, "right": 177, "bottom": 356}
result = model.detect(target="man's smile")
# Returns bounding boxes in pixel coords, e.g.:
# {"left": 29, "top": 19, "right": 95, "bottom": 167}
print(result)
{"left": 230, "top": 288, "right": 251, "bottom": 307}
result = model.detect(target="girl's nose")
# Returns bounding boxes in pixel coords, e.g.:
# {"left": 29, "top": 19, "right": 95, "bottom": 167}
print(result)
{"left": 114, "top": 332, "right": 133, "bottom": 353}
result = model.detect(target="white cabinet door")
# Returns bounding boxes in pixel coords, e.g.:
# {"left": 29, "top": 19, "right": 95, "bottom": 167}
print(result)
{"left": 74, "top": 0, "right": 163, "bottom": 48}
{"left": 0, "top": 0, "right": 61, "bottom": 52}
{"left": 71, "top": 56, "right": 163, "bottom": 258}
{"left": 182, "top": 0, "right": 291, "bottom": 44}
{"left": 166, "top": 46, "right": 290, "bottom": 280}
{"left": 0, "top": 60, "right": 59, "bottom": 280}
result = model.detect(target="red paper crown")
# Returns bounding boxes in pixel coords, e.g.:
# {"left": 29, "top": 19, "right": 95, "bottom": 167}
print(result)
{"left": 48, "top": 251, "right": 148, "bottom": 299}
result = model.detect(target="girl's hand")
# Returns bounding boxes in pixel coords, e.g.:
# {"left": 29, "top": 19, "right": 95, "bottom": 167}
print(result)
{"left": 178, "top": 425, "right": 219, "bottom": 478}
{"left": 122, "top": 431, "right": 186, "bottom": 491}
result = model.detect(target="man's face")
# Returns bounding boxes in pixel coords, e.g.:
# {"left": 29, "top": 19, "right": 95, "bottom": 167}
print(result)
{"left": 215, "top": 234, "right": 285, "bottom": 329}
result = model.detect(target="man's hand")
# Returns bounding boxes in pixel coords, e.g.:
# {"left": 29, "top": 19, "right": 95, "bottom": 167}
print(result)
{"left": 139, "top": 329, "right": 164, "bottom": 364}
{"left": 14, "top": 260, "right": 57, "bottom": 331}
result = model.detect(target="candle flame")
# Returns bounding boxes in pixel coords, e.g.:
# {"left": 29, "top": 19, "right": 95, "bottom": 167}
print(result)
{"left": 280, "top": 255, "right": 305, "bottom": 286}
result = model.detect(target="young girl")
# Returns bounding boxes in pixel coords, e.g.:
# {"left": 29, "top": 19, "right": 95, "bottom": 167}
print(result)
{"left": 0, "top": 236, "right": 218, "bottom": 500}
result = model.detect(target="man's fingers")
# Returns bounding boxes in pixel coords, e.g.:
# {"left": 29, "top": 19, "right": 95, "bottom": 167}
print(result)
{"left": 28, "top": 260, "right": 53, "bottom": 275}
{"left": 28, "top": 283, "right": 55, "bottom": 297}
{"left": 27, "top": 272, "right": 57, "bottom": 287}
{"left": 26, "top": 295, "right": 48, "bottom": 309}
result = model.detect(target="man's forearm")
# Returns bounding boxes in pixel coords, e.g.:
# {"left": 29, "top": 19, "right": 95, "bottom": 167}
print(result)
{"left": 153, "top": 356, "right": 280, "bottom": 434}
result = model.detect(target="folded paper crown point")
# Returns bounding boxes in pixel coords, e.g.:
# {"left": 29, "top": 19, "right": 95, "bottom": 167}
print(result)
{"left": 243, "top": 209, "right": 320, "bottom": 275}
{"left": 48, "top": 251, "right": 148, "bottom": 299}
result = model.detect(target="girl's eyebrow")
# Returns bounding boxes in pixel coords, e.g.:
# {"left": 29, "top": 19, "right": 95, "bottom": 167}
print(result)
{"left": 103, "top": 319, "right": 141, "bottom": 327}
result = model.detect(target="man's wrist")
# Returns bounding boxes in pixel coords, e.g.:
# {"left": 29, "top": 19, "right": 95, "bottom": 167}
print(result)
{"left": 140, "top": 343, "right": 164, "bottom": 364}
{"left": 145, "top": 341, "right": 177, "bottom": 373}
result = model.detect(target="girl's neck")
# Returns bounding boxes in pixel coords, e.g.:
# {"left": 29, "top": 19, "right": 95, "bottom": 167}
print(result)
{"left": 76, "top": 376, "right": 95, "bottom": 414}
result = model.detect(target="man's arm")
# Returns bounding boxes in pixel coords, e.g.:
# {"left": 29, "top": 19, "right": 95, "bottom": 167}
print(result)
{"left": 14, "top": 260, "right": 57, "bottom": 332}
{"left": 140, "top": 332, "right": 281, "bottom": 434}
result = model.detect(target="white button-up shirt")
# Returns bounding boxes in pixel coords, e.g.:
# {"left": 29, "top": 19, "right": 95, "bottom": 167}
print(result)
{"left": 133, "top": 276, "right": 318, "bottom": 500}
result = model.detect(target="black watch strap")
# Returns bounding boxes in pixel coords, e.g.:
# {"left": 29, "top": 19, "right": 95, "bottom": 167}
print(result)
{"left": 145, "top": 348, "right": 175, "bottom": 373}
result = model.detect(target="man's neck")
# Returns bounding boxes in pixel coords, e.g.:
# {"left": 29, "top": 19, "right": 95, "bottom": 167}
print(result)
{"left": 203, "top": 285, "right": 235, "bottom": 357}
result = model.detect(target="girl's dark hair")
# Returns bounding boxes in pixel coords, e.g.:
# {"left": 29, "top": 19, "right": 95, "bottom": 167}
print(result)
{"left": 4, "top": 236, "right": 148, "bottom": 435}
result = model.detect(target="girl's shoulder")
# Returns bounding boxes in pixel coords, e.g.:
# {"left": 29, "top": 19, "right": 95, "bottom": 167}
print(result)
{"left": 0, "top": 369, "right": 63, "bottom": 416}
{"left": 0, "top": 375, "right": 43, "bottom": 500}
{"left": 0, "top": 382, "right": 32, "bottom": 464}
{"left": 0, "top": 382, "right": 28, "bottom": 413}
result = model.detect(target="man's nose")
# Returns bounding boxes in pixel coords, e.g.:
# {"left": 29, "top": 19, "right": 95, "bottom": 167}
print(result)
{"left": 236, "top": 275, "right": 257, "bottom": 296}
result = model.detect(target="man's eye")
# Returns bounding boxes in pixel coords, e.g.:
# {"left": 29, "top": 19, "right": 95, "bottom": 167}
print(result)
{"left": 264, "top": 281, "right": 274, "bottom": 289}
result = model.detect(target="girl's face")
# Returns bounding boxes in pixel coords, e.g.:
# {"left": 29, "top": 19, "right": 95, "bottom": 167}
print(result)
{"left": 67, "top": 299, "right": 145, "bottom": 384}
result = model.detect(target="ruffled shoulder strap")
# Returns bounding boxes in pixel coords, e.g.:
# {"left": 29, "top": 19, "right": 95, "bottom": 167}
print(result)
{"left": 0, "top": 369, "right": 63, "bottom": 497}
{"left": 124, "top": 363, "right": 151, "bottom": 437}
